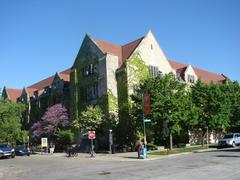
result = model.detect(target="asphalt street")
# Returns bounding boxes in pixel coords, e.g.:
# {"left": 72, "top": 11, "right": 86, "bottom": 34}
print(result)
{"left": 0, "top": 147, "right": 240, "bottom": 180}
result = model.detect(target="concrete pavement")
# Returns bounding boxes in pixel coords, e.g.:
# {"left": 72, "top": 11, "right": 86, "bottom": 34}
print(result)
{"left": 33, "top": 147, "right": 217, "bottom": 161}
{"left": 1, "top": 147, "right": 240, "bottom": 180}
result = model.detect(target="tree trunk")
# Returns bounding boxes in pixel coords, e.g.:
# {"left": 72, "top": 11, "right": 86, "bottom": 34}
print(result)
{"left": 169, "top": 131, "right": 173, "bottom": 150}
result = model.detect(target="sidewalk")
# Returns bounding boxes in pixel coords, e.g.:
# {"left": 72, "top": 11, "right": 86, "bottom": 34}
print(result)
{"left": 33, "top": 147, "right": 218, "bottom": 161}
{"left": 33, "top": 151, "right": 158, "bottom": 161}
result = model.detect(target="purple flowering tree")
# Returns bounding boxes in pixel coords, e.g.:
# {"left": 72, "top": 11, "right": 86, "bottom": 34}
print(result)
{"left": 31, "top": 104, "right": 70, "bottom": 140}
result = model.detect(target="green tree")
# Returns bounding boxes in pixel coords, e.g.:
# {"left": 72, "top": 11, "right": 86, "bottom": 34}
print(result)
{"left": 0, "top": 98, "right": 25, "bottom": 144}
{"left": 221, "top": 81, "right": 240, "bottom": 132}
{"left": 57, "top": 130, "right": 74, "bottom": 148}
{"left": 132, "top": 73, "right": 197, "bottom": 150}
{"left": 191, "top": 80, "right": 230, "bottom": 145}
{"left": 72, "top": 105, "right": 103, "bottom": 132}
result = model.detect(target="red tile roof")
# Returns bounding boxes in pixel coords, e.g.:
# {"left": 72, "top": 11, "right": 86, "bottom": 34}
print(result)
{"left": 121, "top": 37, "right": 144, "bottom": 66}
{"left": 26, "top": 87, "right": 37, "bottom": 97}
{"left": 93, "top": 37, "right": 144, "bottom": 66}
{"left": 169, "top": 60, "right": 226, "bottom": 84}
{"left": 94, "top": 39, "right": 122, "bottom": 62}
{"left": 28, "top": 69, "right": 70, "bottom": 90}
{"left": 193, "top": 66, "right": 226, "bottom": 84}
{"left": 5, "top": 88, "right": 22, "bottom": 102}
{"left": 59, "top": 73, "right": 70, "bottom": 82}
{"left": 28, "top": 75, "right": 55, "bottom": 90}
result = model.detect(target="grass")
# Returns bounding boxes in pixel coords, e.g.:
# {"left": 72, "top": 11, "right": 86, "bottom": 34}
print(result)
{"left": 148, "top": 145, "right": 217, "bottom": 156}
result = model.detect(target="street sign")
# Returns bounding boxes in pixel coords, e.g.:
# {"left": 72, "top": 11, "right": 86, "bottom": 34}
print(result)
{"left": 88, "top": 131, "right": 96, "bottom": 139}
{"left": 144, "top": 118, "right": 151, "bottom": 123}
{"left": 41, "top": 137, "right": 48, "bottom": 147}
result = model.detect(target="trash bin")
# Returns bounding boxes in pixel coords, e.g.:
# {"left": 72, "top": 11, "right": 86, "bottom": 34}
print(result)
{"left": 140, "top": 144, "right": 147, "bottom": 159}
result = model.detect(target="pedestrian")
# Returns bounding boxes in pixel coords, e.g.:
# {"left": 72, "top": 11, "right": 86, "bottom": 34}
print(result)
{"left": 137, "top": 141, "right": 142, "bottom": 159}
{"left": 49, "top": 144, "right": 55, "bottom": 155}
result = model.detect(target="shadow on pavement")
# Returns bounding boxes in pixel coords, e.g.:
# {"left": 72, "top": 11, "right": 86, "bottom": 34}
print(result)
{"left": 217, "top": 147, "right": 240, "bottom": 152}
{"left": 216, "top": 155, "right": 240, "bottom": 158}
{"left": 121, "top": 156, "right": 138, "bottom": 159}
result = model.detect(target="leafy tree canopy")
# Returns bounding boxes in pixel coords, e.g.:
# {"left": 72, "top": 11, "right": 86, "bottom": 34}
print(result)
{"left": 0, "top": 98, "right": 25, "bottom": 144}
{"left": 191, "top": 80, "right": 230, "bottom": 131}
{"left": 31, "top": 104, "right": 70, "bottom": 140}
{"left": 72, "top": 105, "right": 103, "bottom": 132}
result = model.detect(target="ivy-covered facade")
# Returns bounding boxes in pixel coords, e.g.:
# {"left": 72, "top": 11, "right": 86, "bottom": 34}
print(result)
{"left": 2, "top": 30, "right": 228, "bottom": 148}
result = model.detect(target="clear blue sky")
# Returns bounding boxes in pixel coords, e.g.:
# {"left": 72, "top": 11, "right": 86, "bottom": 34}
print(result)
{"left": 0, "top": 0, "right": 239, "bottom": 90}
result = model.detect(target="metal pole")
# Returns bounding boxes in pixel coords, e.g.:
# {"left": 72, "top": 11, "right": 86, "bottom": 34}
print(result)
{"left": 142, "top": 94, "right": 147, "bottom": 145}
{"left": 109, "top": 129, "right": 113, "bottom": 154}
{"left": 90, "top": 139, "right": 94, "bottom": 157}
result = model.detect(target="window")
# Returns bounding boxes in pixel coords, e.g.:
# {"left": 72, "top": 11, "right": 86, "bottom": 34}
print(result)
{"left": 44, "top": 86, "right": 50, "bottom": 95}
{"left": 151, "top": 44, "right": 153, "bottom": 50}
{"left": 81, "top": 83, "right": 98, "bottom": 101}
{"left": 187, "top": 75, "right": 195, "bottom": 83}
{"left": 34, "top": 90, "right": 39, "bottom": 98}
{"left": 82, "top": 64, "right": 97, "bottom": 77}
{"left": 93, "top": 83, "right": 98, "bottom": 98}
{"left": 149, "top": 65, "right": 162, "bottom": 78}
{"left": 176, "top": 72, "right": 181, "bottom": 81}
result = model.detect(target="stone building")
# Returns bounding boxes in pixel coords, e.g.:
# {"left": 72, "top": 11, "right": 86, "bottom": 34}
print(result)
{"left": 2, "top": 31, "right": 227, "bottom": 146}
{"left": 2, "top": 69, "right": 70, "bottom": 129}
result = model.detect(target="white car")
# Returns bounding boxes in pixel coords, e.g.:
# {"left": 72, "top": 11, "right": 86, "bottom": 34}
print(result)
{"left": 218, "top": 133, "right": 240, "bottom": 147}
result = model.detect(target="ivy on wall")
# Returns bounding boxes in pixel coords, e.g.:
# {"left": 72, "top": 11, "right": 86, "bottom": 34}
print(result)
{"left": 70, "top": 38, "right": 103, "bottom": 121}
{"left": 126, "top": 52, "right": 150, "bottom": 90}
{"left": 116, "top": 52, "right": 149, "bottom": 145}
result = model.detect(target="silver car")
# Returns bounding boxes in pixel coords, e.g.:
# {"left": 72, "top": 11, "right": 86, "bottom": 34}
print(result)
{"left": 218, "top": 133, "right": 240, "bottom": 147}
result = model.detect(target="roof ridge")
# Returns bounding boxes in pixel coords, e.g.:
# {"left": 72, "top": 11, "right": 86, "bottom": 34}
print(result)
{"left": 122, "top": 36, "right": 144, "bottom": 47}
{"left": 93, "top": 38, "right": 122, "bottom": 48}
{"left": 169, "top": 59, "right": 223, "bottom": 76}
{"left": 5, "top": 87, "right": 22, "bottom": 91}
{"left": 192, "top": 65, "right": 224, "bottom": 77}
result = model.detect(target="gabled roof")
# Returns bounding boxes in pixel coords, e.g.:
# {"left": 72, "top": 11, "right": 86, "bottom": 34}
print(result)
{"left": 176, "top": 67, "right": 187, "bottom": 82}
{"left": 169, "top": 60, "right": 226, "bottom": 84}
{"left": 26, "top": 87, "right": 37, "bottom": 97}
{"left": 28, "top": 75, "right": 55, "bottom": 90}
{"left": 93, "top": 36, "right": 144, "bottom": 66}
{"left": 121, "top": 37, "right": 144, "bottom": 66}
{"left": 4, "top": 87, "right": 22, "bottom": 102}
{"left": 28, "top": 69, "right": 70, "bottom": 90}
{"left": 94, "top": 39, "right": 122, "bottom": 62}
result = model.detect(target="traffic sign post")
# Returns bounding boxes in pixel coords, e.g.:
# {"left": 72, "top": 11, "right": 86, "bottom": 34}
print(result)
{"left": 88, "top": 131, "right": 96, "bottom": 139}
{"left": 88, "top": 131, "right": 96, "bottom": 157}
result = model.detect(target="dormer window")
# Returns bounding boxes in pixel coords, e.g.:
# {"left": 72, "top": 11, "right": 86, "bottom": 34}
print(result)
{"left": 177, "top": 72, "right": 181, "bottom": 81}
{"left": 44, "top": 86, "right": 50, "bottom": 95}
{"left": 34, "top": 90, "right": 38, "bottom": 98}
{"left": 187, "top": 75, "right": 195, "bottom": 83}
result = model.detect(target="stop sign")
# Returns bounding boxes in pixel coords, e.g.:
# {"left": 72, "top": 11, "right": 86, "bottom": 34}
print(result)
{"left": 88, "top": 131, "right": 96, "bottom": 139}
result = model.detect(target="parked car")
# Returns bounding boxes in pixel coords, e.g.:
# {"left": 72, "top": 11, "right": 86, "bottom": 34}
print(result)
{"left": 218, "top": 133, "right": 240, "bottom": 147}
{"left": 15, "top": 146, "right": 30, "bottom": 156}
{"left": 0, "top": 144, "right": 15, "bottom": 158}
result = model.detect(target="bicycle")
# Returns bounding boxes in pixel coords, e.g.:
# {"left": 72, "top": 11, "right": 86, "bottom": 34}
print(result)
{"left": 66, "top": 147, "right": 78, "bottom": 157}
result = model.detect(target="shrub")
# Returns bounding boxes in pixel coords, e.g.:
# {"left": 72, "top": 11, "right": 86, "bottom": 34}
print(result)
{"left": 57, "top": 130, "right": 74, "bottom": 148}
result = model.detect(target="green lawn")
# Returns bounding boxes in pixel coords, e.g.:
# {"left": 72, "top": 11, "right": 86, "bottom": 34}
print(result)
{"left": 148, "top": 145, "right": 217, "bottom": 156}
